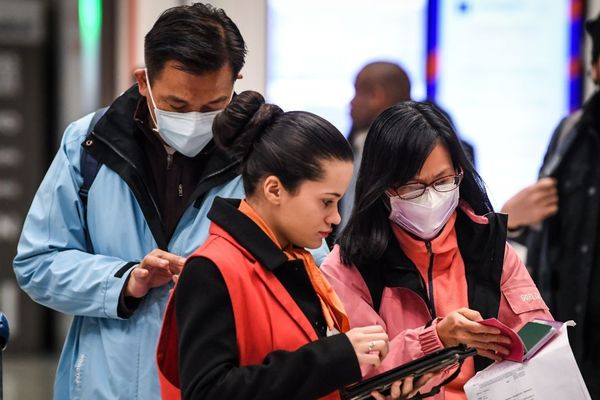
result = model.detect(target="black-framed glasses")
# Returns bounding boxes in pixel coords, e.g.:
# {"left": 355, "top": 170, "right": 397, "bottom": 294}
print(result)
{"left": 388, "top": 172, "right": 463, "bottom": 200}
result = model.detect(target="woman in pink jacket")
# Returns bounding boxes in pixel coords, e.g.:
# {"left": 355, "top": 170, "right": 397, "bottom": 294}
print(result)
{"left": 321, "top": 102, "right": 552, "bottom": 399}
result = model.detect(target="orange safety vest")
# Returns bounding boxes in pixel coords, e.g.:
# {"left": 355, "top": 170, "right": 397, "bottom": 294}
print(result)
{"left": 156, "top": 223, "right": 341, "bottom": 400}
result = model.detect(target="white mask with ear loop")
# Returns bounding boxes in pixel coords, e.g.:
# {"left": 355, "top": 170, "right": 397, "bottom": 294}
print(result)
{"left": 144, "top": 68, "right": 220, "bottom": 157}
{"left": 388, "top": 187, "right": 459, "bottom": 240}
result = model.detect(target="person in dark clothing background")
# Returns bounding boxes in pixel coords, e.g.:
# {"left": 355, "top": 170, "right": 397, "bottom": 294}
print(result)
{"left": 524, "top": 12, "right": 600, "bottom": 398}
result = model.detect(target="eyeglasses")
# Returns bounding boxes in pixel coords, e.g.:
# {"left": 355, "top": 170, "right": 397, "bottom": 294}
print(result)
{"left": 388, "top": 172, "right": 463, "bottom": 200}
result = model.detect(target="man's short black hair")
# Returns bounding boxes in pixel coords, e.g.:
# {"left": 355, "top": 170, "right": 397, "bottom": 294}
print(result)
{"left": 144, "top": 3, "right": 247, "bottom": 81}
{"left": 585, "top": 12, "right": 600, "bottom": 64}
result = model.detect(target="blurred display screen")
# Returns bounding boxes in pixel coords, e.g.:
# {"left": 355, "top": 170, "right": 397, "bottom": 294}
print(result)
{"left": 436, "top": 0, "right": 573, "bottom": 207}
{"left": 266, "top": 0, "right": 427, "bottom": 136}
{"left": 267, "top": 0, "right": 577, "bottom": 209}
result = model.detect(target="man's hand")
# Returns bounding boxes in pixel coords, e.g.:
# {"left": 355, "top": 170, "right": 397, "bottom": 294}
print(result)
{"left": 501, "top": 177, "right": 558, "bottom": 230}
{"left": 125, "top": 249, "right": 186, "bottom": 298}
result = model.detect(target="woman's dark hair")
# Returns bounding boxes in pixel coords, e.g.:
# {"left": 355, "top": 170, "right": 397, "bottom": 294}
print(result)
{"left": 338, "top": 101, "right": 492, "bottom": 267}
{"left": 145, "top": 3, "right": 246, "bottom": 81}
{"left": 213, "top": 91, "right": 353, "bottom": 195}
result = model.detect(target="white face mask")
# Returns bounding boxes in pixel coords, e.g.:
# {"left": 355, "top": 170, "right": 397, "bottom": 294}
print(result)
{"left": 388, "top": 187, "right": 459, "bottom": 240}
{"left": 144, "top": 69, "right": 221, "bottom": 157}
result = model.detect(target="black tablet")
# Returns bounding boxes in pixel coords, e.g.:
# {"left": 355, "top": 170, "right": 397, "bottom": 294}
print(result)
{"left": 341, "top": 346, "right": 477, "bottom": 400}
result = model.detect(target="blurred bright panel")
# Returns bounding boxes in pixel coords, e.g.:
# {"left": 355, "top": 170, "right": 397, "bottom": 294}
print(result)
{"left": 267, "top": 0, "right": 577, "bottom": 210}
{"left": 436, "top": 0, "right": 573, "bottom": 208}
{"left": 78, "top": 0, "right": 102, "bottom": 114}
{"left": 78, "top": 0, "right": 102, "bottom": 48}
{"left": 267, "top": 0, "right": 427, "bottom": 136}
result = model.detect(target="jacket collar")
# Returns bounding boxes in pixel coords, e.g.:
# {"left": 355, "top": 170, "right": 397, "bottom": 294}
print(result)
{"left": 378, "top": 203, "right": 506, "bottom": 373}
{"left": 393, "top": 212, "right": 459, "bottom": 274}
{"left": 377, "top": 203, "right": 507, "bottom": 311}
{"left": 91, "top": 85, "right": 238, "bottom": 184}
{"left": 207, "top": 197, "right": 289, "bottom": 271}
{"left": 82, "top": 85, "right": 240, "bottom": 249}
{"left": 580, "top": 90, "right": 600, "bottom": 133}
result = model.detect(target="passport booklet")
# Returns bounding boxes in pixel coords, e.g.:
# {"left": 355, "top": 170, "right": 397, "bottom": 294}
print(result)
{"left": 479, "top": 318, "right": 559, "bottom": 362}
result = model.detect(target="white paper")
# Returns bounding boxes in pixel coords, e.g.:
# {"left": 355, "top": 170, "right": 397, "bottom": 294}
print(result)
{"left": 465, "top": 322, "right": 591, "bottom": 400}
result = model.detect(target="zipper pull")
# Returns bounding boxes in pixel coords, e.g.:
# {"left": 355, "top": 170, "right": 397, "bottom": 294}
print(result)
{"left": 425, "top": 240, "right": 436, "bottom": 319}
{"left": 178, "top": 184, "right": 183, "bottom": 198}
{"left": 166, "top": 153, "right": 173, "bottom": 170}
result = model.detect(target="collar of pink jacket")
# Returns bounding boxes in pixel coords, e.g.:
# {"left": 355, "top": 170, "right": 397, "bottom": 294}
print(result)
{"left": 391, "top": 211, "right": 458, "bottom": 273}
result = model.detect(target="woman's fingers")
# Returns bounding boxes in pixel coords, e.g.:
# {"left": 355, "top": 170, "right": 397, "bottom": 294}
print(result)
{"left": 462, "top": 319, "right": 501, "bottom": 336}
{"left": 378, "top": 339, "right": 390, "bottom": 360}
{"left": 477, "top": 348, "right": 503, "bottom": 362}
{"left": 358, "top": 325, "right": 387, "bottom": 334}
{"left": 437, "top": 310, "right": 514, "bottom": 353}
{"left": 469, "top": 339, "right": 510, "bottom": 355}
{"left": 398, "top": 376, "right": 413, "bottom": 397}
{"left": 369, "top": 381, "right": 404, "bottom": 400}
{"left": 456, "top": 319, "right": 511, "bottom": 345}
{"left": 370, "top": 390, "right": 386, "bottom": 400}
{"left": 455, "top": 308, "right": 483, "bottom": 322}
{"left": 358, "top": 352, "right": 384, "bottom": 367}
{"left": 409, "top": 373, "right": 434, "bottom": 398}
{"left": 362, "top": 338, "right": 388, "bottom": 353}
{"left": 346, "top": 325, "right": 390, "bottom": 366}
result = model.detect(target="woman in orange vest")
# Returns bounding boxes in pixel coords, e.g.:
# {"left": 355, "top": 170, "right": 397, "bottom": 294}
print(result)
{"left": 157, "top": 91, "right": 428, "bottom": 399}
{"left": 321, "top": 101, "right": 553, "bottom": 399}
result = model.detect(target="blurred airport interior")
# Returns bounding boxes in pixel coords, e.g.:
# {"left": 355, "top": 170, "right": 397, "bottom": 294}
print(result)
{"left": 0, "top": 0, "right": 599, "bottom": 398}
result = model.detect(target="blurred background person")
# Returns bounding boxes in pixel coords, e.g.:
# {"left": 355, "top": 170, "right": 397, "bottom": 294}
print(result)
{"left": 500, "top": 177, "right": 558, "bottom": 239}
{"left": 521, "top": 12, "right": 600, "bottom": 398}
{"left": 339, "top": 62, "right": 412, "bottom": 233}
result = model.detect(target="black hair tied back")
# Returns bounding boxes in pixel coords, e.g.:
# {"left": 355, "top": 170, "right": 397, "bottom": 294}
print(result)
{"left": 214, "top": 90, "right": 352, "bottom": 196}
{"left": 213, "top": 91, "right": 283, "bottom": 160}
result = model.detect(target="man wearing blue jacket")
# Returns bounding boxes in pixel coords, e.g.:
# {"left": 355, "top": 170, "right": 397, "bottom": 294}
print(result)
{"left": 13, "top": 3, "right": 326, "bottom": 399}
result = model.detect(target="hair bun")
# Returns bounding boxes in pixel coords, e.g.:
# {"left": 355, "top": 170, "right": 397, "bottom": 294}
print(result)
{"left": 213, "top": 90, "right": 283, "bottom": 159}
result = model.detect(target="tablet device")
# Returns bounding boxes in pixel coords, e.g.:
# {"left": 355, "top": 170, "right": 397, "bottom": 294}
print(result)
{"left": 341, "top": 346, "right": 476, "bottom": 400}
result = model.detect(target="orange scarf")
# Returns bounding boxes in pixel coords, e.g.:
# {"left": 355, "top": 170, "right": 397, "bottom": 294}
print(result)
{"left": 239, "top": 200, "right": 350, "bottom": 333}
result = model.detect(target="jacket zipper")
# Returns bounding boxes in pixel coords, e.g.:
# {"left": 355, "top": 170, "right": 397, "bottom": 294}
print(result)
{"left": 196, "top": 160, "right": 239, "bottom": 186}
{"left": 185, "top": 160, "right": 241, "bottom": 209}
{"left": 166, "top": 153, "right": 183, "bottom": 198}
{"left": 92, "top": 133, "right": 163, "bottom": 220}
{"left": 425, "top": 241, "right": 436, "bottom": 318}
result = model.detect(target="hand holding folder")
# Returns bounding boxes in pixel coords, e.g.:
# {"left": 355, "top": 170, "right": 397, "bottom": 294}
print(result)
{"left": 341, "top": 346, "right": 477, "bottom": 400}
{"left": 478, "top": 318, "right": 558, "bottom": 362}
{"left": 465, "top": 321, "right": 591, "bottom": 400}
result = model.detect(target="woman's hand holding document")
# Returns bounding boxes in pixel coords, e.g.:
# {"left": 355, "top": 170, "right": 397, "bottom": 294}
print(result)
{"left": 478, "top": 318, "right": 558, "bottom": 362}
{"left": 465, "top": 321, "right": 592, "bottom": 400}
